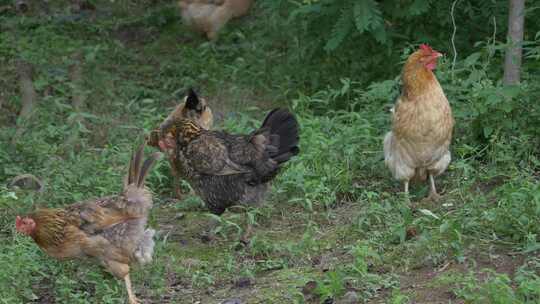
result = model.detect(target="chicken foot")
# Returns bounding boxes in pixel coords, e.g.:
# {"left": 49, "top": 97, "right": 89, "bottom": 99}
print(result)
{"left": 172, "top": 174, "right": 195, "bottom": 200}
{"left": 201, "top": 209, "right": 255, "bottom": 244}
{"left": 404, "top": 175, "right": 442, "bottom": 202}
{"left": 200, "top": 216, "right": 220, "bottom": 243}
{"left": 172, "top": 173, "right": 185, "bottom": 199}
{"left": 240, "top": 220, "right": 253, "bottom": 245}
{"left": 124, "top": 274, "right": 140, "bottom": 304}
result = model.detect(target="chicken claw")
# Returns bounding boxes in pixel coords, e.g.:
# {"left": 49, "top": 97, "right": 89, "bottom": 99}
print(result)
{"left": 124, "top": 274, "right": 140, "bottom": 304}
{"left": 426, "top": 192, "right": 441, "bottom": 202}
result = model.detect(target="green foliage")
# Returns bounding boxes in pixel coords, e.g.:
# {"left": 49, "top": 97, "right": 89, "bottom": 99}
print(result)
{"left": 445, "top": 46, "right": 540, "bottom": 146}
{"left": 1, "top": 0, "right": 540, "bottom": 303}
{"left": 436, "top": 261, "right": 540, "bottom": 304}
{"left": 389, "top": 289, "right": 411, "bottom": 304}
{"left": 310, "top": 242, "right": 396, "bottom": 302}
{"left": 0, "top": 232, "right": 45, "bottom": 302}
{"left": 259, "top": 0, "right": 540, "bottom": 91}
{"left": 482, "top": 179, "right": 540, "bottom": 246}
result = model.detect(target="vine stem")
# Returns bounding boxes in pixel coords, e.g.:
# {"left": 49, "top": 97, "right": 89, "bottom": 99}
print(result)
{"left": 450, "top": 0, "right": 460, "bottom": 78}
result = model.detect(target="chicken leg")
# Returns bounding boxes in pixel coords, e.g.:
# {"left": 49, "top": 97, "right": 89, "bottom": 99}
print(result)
{"left": 124, "top": 274, "right": 140, "bottom": 304}
{"left": 426, "top": 174, "right": 441, "bottom": 202}
{"left": 400, "top": 180, "right": 412, "bottom": 203}
{"left": 172, "top": 173, "right": 185, "bottom": 199}
{"left": 404, "top": 180, "right": 409, "bottom": 194}
{"left": 200, "top": 216, "right": 220, "bottom": 243}
{"left": 239, "top": 206, "right": 258, "bottom": 244}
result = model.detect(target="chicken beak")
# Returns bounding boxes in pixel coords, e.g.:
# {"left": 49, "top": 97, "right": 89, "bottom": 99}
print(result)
{"left": 434, "top": 52, "right": 443, "bottom": 58}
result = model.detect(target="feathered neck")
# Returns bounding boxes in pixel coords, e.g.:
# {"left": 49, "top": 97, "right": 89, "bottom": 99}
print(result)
{"left": 30, "top": 209, "right": 69, "bottom": 247}
{"left": 401, "top": 53, "right": 439, "bottom": 100}
{"left": 172, "top": 119, "right": 203, "bottom": 146}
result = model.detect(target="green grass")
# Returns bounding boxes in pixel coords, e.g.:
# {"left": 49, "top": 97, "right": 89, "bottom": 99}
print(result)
{"left": 1, "top": 1, "right": 539, "bottom": 303}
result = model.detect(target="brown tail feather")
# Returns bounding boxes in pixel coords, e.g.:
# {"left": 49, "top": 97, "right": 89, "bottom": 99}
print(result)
{"left": 137, "top": 152, "right": 162, "bottom": 188}
{"left": 126, "top": 143, "right": 161, "bottom": 188}
{"left": 127, "top": 147, "right": 138, "bottom": 185}
{"left": 127, "top": 144, "right": 145, "bottom": 185}
{"left": 133, "top": 144, "right": 145, "bottom": 183}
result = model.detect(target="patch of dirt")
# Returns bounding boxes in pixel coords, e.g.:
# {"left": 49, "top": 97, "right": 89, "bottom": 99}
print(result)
{"left": 455, "top": 249, "right": 526, "bottom": 281}
{"left": 472, "top": 175, "right": 508, "bottom": 195}
{"left": 150, "top": 193, "right": 531, "bottom": 304}
{"left": 113, "top": 24, "right": 157, "bottom": 46}
{"left": 533, "top": 169, "right": 540, "bottom": 181}
{"left": 397, "top": 248, "right": 525, "bottom": 304}
{"left": 398, "top": 265, "right": 463, "bottom": 304}
{"left": 32, "top": 278, "right": 56, "bottom": 304}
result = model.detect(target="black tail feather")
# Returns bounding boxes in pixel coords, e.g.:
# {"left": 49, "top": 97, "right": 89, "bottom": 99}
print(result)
{"left": 260, "top": 108, "right": 300, "bottom": 164}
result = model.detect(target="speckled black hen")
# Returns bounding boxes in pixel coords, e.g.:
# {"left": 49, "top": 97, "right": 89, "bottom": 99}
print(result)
{"left": 159, "top": 105, "right": 300, "bottom": 216}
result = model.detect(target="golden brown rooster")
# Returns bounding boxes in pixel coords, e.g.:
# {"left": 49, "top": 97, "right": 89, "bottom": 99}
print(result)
{"left": 384, "top": 44, "right": 454, "bottom": 201}
{"left": 15, "top": 144, "right": 161, "bottom": 304}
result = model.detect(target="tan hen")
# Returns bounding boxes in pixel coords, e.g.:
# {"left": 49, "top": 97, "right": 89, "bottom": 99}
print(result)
{"left": 384, "top": 44, "right": 454, "bottom": 201}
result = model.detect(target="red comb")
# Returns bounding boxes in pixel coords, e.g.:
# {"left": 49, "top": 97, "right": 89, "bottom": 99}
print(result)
{"left": 15, "top": 216, "right": 22, "bottom": 228}
{"left": 419, "top": 44, "right": 433, "bottom": 52}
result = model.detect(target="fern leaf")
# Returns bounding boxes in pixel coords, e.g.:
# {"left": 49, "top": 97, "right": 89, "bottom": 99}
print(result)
{"left": 409, "top": 0, "right": 430, "bottom": 16}
{"left": 324, "top": 5, "right": 353, "bottom": 52}
{"left": 371, "top": 24, "right": 387, "bottom": 44}
{"left": 289, "top": 2, "right": 322, "bottom": 22}
{"left": 353, "top": 0, "right": 383, "bottom": 34}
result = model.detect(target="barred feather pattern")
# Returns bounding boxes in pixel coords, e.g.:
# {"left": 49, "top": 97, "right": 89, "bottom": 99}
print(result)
{"left": 167, "top": 109, "right": 299, "bottom": 215}
{"left": 169, "top": 119, "right": 203, "bottom": 145}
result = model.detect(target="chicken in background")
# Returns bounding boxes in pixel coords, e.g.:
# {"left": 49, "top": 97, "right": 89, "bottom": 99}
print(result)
{"left": 178, "top": 0, "right": 253, "bottom": 40}
{"left": 157, "top": 97, "right": 299, "bottom": 240}
{"left": 147, "top": 88, "right": 213, "bottom": 198}
{"left": 15, "top": 144, "right": 161, "bottom": 304}
{"left": 384, "top": 44, "right": 454, "bottom": 201}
